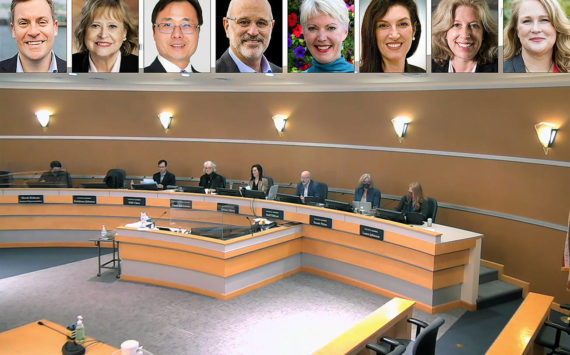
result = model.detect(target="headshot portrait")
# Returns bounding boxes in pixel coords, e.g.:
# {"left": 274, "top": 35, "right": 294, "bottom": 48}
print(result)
{"left": 215, "top": 0, "right": 282, "bottom": 73}
{"left": 0, "top": 0, "right": 67, "bottom": 72}
{"left": 431, "top": 0, "right": 498, "bottom": 72}
{"left": 504, "top": 0, "right": 570, "bottom": 72}
{"left": 288, "top": 0, "right": 355, "bottom": 72}
{"left": 72, "top": 0, "right": 138, "bottom": 72}
{"left": 144, "top": 0, "right": 210, "bottom": 73}
{"left": 360, "top": 0, "right": 426, "bottom": 72}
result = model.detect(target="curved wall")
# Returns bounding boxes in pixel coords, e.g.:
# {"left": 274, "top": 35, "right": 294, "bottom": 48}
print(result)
{"left": 0, "top": 87, "right": 568, "bottom": 303}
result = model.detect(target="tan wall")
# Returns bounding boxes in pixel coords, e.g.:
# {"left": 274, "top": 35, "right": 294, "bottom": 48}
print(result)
{"left": 1, "top": 87, "right": 569, "bottom": 303}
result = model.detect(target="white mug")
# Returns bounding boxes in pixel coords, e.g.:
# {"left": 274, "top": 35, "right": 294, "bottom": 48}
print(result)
{"left": 121, "top": 340, "right": 140, "bottom": 355}
{"left": 427, "top": 218, "right": 433, "bottom": 227}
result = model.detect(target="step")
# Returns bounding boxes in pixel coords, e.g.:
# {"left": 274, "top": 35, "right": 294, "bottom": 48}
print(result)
{"left": 477, "top": 280, "right": 523, "bottom": 310}
{"left": 479, "top": 265, "right": 499, "bottom": 284}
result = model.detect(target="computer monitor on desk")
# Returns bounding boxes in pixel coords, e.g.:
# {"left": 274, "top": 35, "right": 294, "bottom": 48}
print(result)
{"left": 81, "top": 182, "right": 109, "bottom": 189}
{"left": 241, "top": 189, "right": 266, "bottom": 199}
{"left": 182, "top": 186, "right": 205, "bottom": 194}
{"left": 276, "top": 193, "right": 302, "bottom": 204}
{"left": 375, "top": 208, "right": 406, "bottom": 223}
{"left": 132, "top": 183, "right": 158, "bottom": 191}
{"left": 304, "top": 196, "right": 322, "bottom": 205}
{"left": 26, "top": 182, "right": 68, "bottom": 188}
{"left": 325, "top": 199, "right": 353, "bottom": 212}
{"left": 216, "top": 188, "right": 242, "bottom": 197}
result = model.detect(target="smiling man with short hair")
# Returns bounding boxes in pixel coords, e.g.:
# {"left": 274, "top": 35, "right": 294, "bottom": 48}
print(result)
{"left": 0, "top": 0, "right": 66, "bottom": 72}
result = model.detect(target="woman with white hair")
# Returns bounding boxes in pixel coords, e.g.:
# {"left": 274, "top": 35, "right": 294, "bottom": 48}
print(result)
{"left": 300, "top": 0, "right": 354, "bottom": 72}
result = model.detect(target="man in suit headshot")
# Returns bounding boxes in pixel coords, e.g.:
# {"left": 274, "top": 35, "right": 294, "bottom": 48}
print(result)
{"left": 0, "top": 0, "right": 66, "bottom": 72}
{"left": 152, "top": 159, "right": 176, "bottom": 190}
{"left": 216, "top": 0, "right": 281, "bottom": 73}
{"left": 144, "top": 0, "right": 203, "bottom": 73}
{"left": 296, "top": 170, "right": 320, "bottom": 203}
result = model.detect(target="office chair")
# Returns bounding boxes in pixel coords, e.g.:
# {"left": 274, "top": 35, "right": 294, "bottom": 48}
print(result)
{"left": 317, "top": 181, "right": 329, "bottom": 200}
{"left": 0, "top": 171, "right": 13, "bottom": 188}
{"left": 366, "top": 317, "right": 445, "bottom": 355}
{"left": 536, "top": 305, "right": 570, "bottom": 355}
{"left": 426, "top": 197, "right": 439, "bottom": 223}
{"left": 265, "top": 176, "right": 274, "bottom": 188}
{"left": 104, "top": 169, "right": 127, "bottom": 188}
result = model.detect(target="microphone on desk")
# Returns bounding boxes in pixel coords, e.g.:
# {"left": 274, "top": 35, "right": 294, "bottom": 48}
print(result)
{"left": 245, "top": 216, "right": 256, "bottom": 236}
{"left": 37, "top": 321, "right": 73, "bottom": 339}
{"left": 37, "top": 321, "right": 86, "bottom": 355}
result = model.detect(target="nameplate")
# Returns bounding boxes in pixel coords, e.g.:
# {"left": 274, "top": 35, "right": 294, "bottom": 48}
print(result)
{"left": 170, "top": 199, "right": 192, "bottom": 209}
{"left": 18, "top": 195, "right": 44, "bottom": 204}
{"left": 73, "top": 195, "right": 97, "bottom": 205}
{"left": 360, "top": 225, "right": 384, "bottom": 241}
{"left": 262, "top": 208, "right": 284, "bottom": 220}
{"left": 217, "top": 203, "right": 239, "bottom": 214}
{"left": 310, "top": 215, "right": 332, "bottom": 229}
{"left": 123, "top": 197, "right": 146, "bottom": 206}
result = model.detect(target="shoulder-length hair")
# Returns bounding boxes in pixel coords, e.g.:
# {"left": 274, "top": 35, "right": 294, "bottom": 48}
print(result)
{"left": 74, "top": 0, "right": 138, "bottom": 55}
{"left": 431, "top": 0, "right": 497, "bottom": 65}
{"left": 250, "top": 164, "right": 264, "bottom": 180}
{"left": 300, "top": 0, "right": 349, "bottom": 28}
{"left": 360, "top": 0, "right": 421, "bottom": 72}
{"left": 409, "top": 181, "right": 424, "bottom": 210}
{"left": 504, "top": 0, "right": 570, "bottom": 72}
{"left": 358, "top": 173, "right": 375, "bottom": 189}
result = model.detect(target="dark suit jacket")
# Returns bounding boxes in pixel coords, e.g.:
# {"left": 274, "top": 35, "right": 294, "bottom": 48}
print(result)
{"left": 296, "top": 181, "right": 320, "bottom": 198}
{"left": 395, "top": 195, "right": 429, "bottom": 218}
{"left": 153, "top": 171, "right": 176, "bottom": 189}
{"left": 431, "top": 58, "right": 498, "bottom": 73}
{"left": 354, "top": 187, "right": 381, "bottom": 209}
{"left": 144, "top": 57, "right": 199, "bottom": 73}
{"left": 199, "top": 172, "right": 226, "bottom": 189}
{"left": 215, "top": 48, "right": 282, "bottom": 73}
{"left": 72, "top": 52, "right": 138, "bottom": 73}
{"left": 504, "top": 53, "right": 525, "bottom": 73}
{"left": 39, "top": 170, "right": 72, "bottom": 187}
{"left": 0, "top": 53, "right": 67, "bottom": 73}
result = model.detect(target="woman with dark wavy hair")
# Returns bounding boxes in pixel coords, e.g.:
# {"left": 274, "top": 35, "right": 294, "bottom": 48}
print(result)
{"left": 431, "top": 0, "right": 498, "bottom": 72}
{"left": 360, "top": 0, "right": 424, "bottom": 72}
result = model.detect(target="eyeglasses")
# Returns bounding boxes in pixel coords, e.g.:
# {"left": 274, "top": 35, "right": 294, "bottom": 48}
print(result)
{"left": 225, "top": 17, "right": 273, "bottom": 29}
{"left": 154, "top": 23, "right": 200, "bottom": 34}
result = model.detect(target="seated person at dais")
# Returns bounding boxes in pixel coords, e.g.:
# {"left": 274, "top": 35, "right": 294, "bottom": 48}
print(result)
{"left": 248, "top": 164, "right": 269, "bottom": 194}
{"left": 199, "top": 160, "right": 226, "bottom": 191}
{"left": 39, "top": 160, "right": 72, "bottom": 187}
{"left": 295, "top": 170, "right": 320, "bottom": 203}
{"left": 354, "top": 173, "right": 381, "bottom": 209}
{"left": 152, "top": 159, "right": 176, "bottom": 189}
{"left": 395, "top": 181, "right": 429, "bottom": 218}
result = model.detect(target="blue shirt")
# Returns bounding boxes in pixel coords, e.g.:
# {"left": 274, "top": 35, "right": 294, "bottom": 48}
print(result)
{"left": 304, "top": 57, "right": 354, "bottom": 73}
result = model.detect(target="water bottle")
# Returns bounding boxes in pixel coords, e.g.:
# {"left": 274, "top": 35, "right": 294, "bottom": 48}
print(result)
{"left": 130, "top": 179, "right": 134, "bottom": 189}
{"left": 75, "top": 315, "right": 85, "bottom": 343}
{"left": 101, "top": 225, "right": 107, "bottom": 239}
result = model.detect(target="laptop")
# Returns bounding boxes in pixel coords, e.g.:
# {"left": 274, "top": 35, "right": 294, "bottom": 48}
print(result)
{"left": 352, "top": 201, "right": 372, "bottom": 214}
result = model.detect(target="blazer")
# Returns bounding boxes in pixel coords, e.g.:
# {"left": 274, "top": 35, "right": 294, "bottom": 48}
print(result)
{"left": 504, "top": 53, "right": 526, "bottom": 73}
{"left": 431, "top": 58, "right": 498, "bottom": 73}
{"left": 153, "top": 171, "right": 176, "bottom": 189}
{"left": 296, "top": 180, "right": 320, "bottom": 198}
{"left": 354, "top": 187, "right": 381, "bottom": 209}
{"left": 248, "top": 177, "right": 269, "bottom": 194}
{"left": 144, "top": 57, "right": 199, "bottom": 73}
{"left": 395, "top": 195, "right": 429, "bottom": 218}
{"left": 0, "top": 53, "right": 67, "bottom": 73}
{"left": 72, "top": 52, "right": 138, "bottom": 73}
{"left": 215, "top": 48, "right": 282, "bottom": 73}
{"left": 199, "top": 172, "right": 226, "bottom": 189}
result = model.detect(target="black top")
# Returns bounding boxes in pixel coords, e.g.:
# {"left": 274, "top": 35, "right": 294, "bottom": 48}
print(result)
{"left": 431, "top": 58, "right": 498, "bottom": 73}
{"left": 39, "top": 170, "right": 72, "bottom": 187}
{"left": 395, "top": 195, "right": 429, "bottom": 218}
{"left": 144, "top": 57, "right": 199, "bottom": 73}
{"left": 72, "top": 52, "right": 138, "bottom": 73}
{"left": 199, "top": 172, "right": 226, "bottom": 189}
{"left": 153, "top": 171, "right": 176, "bottom": 189}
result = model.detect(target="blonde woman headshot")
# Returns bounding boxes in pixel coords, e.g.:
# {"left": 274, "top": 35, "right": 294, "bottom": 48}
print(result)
{"left": 504, "top": 0, "right": 570, "bottom": 72}
{"left": 431, "top": 0, "right": 498, "bottom": 72}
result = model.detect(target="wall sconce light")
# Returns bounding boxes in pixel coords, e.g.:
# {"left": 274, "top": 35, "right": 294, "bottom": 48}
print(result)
{"left": 272, "top": 114, "right": 288, "bottom": 135}
{"left": 35, "top": 110, "right": 52, "bottom": 128}
{"left": 158, "top": 112, "right": 173, "bottom": 130}
{"left": 391, "top": 116, "right": 411, "bottom": 142}
{"left": 535, "top": 122, "right": 558, "bottom": 155}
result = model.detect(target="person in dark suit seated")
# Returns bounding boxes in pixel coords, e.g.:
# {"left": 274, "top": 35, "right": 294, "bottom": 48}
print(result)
{"left": 153, "top": 159, "right": 176, "bottom": 189}
{"left": 248, "top": 164, "right": 269, "bottom": 194}
{"left": 199, "top": 160, "right": 225, "bottom": 191}
{"left": 72, "top": 0, "right": 138, "bottom": 72}
{"left": 39, "top": 160, "right": 72, "bottom": 187}
{"left": 431, "top": 0, "right": 498, "bottom": 73}
{"left": 216, "top": 0, "right": 282, "bottom": 73}
{"left": 0, "top": 0, "right": 67, "bottom": 72}
{"left": 144, "top": 0, "right": 203, "bottom": 73}
{"left": 354, "top": 173, "right": 381, "bottom": 209}
{"left": 395, "top": 181, "right": 429, "bottom": 218}
{"left": 295, "top": 170, "right": 320, "bottom": 203}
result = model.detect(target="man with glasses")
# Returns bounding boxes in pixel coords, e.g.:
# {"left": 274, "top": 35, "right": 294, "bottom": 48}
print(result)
{"left": 144, "top": 0, "right": 203, "bottom": 72}
{"left": 216, "top": 0, "right": 282, "bottom": 73}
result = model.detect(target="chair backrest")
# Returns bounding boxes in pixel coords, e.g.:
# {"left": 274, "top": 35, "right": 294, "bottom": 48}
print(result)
{"left": 265, "top": 176, "right": 274, "bottom": 188}
{"left": 0, "top": 171, "right": 12, "bottom": 186}
{"left": 317, "top": 182, "right": 328, "bottom": 200}
{"left": 104, "top": 169, "right": 127, "bottom": 188}
{"left": 426, "top": 197, "right": 438, "bottom": 223}
{"left": 267, "top": 185, "right": 279, "bottom": 200}
{"left": 409, "top": 317, "right": 444, "bottom": 355}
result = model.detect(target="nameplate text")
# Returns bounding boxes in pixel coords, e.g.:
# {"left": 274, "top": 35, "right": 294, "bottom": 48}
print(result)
{"left": 218, "top": 203, "right": 239, "bottom": 214}
{"left": 262, "top": 208, "right": 284, "bottom": 220}
{"left": 360, "top": 225, "right": 384, "bottom": 241}
{"left": 310, "top": 215, "right": 332, "bottom": 229}
{"left": 123, "top": 197, "right": 146, "bottom": 206}
{"left": 18, "top": 195, "right": 44, "bottom": 204}
{"left": 73, "top": 195, "right": 97, "bottom": 205}
{"left": 170, "top": 199, "right": 192, "bottom": 209}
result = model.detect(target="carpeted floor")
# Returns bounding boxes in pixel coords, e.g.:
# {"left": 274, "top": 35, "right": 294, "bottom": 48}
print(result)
{"left": 0, "top": 248, "right": 523, "bottom": 354}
